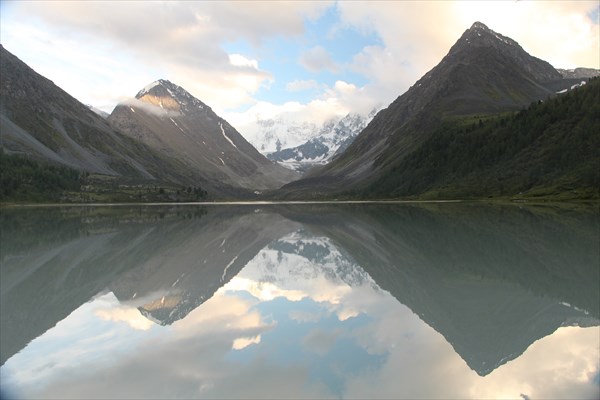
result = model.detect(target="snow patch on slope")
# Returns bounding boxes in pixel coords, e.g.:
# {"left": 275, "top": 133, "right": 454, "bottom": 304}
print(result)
{"left": 137, "top": 81, "right": 161, "bottom": 98}
{"left": 219, "top": 122, "right": 238, "bottom": 149}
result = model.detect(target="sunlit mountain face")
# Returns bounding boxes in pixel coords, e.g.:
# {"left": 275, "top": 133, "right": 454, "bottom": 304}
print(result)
{"left": 0, "top": 204, "right": 598, "bottom": 399}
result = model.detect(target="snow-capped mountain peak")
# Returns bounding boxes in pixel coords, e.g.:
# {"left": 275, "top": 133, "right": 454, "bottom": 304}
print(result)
{"left": 262, "top": 108, "right": 379, "bottom": 172}
{"left": 135, "top": 79, "right": 208, "bottom": 115}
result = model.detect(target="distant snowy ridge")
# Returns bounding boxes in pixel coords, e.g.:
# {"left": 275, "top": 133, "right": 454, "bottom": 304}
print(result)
{"left": 556, "top": 67, "right": 600, "bottom": 79}
{"left": 247, "top": 118, "right": 321, "bottom": 154}
{"left": 239, "top": 229, "right": 380, "bottom": 292}
{"left": 256, "top": 108, "right": 378, "bottom": 172}
{"left": 87, "top": 104, "right": 109, "bottom": 119}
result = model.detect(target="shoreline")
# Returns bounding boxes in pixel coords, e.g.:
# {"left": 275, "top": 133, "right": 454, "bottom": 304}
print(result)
{"left": 1, "top": 198, "right": 597, "bottom": 208}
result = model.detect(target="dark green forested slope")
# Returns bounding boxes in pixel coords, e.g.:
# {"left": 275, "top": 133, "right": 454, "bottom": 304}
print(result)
{"left": 0, "top": 151, "right": 83, "bottom": 202}
{"left": 0, "top": 150, "right": 210, "bottom": 203}
{"left": 360, "top": 77, "right": 599, "bottom": 199}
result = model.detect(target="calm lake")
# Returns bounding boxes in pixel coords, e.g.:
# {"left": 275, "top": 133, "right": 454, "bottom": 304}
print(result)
{"left": 0, "top": 202, "right": 598, "bottom": 399}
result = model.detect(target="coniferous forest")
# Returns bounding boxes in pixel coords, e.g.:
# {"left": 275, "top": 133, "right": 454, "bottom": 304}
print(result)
{"left": 0, "top": 152, "right": 83, "bottom": 202}
{"left": 359, "top": 77, "right": 599, "bottom": 200}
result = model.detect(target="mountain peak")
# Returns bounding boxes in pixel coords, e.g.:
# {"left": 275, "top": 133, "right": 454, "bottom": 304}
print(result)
{"left": 454, "top": 21, "right": 519, "bottom": 51}
{"left": 470, "top": 21, "right": 490, "bottom": 31}
{"left": 281, "top": 21, "right": 567, "bottom": 197}
{"left": 109, "top": 78, "right": 299, "bottom": 191}
{"left": 135, "top": 79, "right": 208, "bottom": 113}
{"left": 136, "top": 80, "right": 160, "bottom": 98}
{"left": 444, "top": 21, "right": 560, "bottom": 83}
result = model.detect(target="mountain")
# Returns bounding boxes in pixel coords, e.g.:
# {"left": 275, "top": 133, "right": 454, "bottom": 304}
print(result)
{"left": 279, "top": 22, "right": 589, "bottom": 198}
{"left": 247, "top": 117, "right": 321, "bottom": 154}
{"left": 0, "top": 45, "right": 185, "bottom": 182}
{"left": 108, "top": 80, "right": 298, "bottom": 192}
{"left": 266, "top": 110, "right": 377, "bottom": 172}
{"left": 0, "top": 45, "right": 297, "bottom": 200}
{"left": 557, "top": 67, "right": 600, "bottom": 79}
{"left": 364, "top": 78, "right": 599, "bottom": 199}
{"left": 87, "top": 105, "right": 109, "bottom": 119}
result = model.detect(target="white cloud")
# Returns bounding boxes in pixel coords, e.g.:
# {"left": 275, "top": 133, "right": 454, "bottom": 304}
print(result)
{"left": 229, "top": 53, "right": 259, "bottom": 69}
{"left": 224, "top": 100, "right": 305, "bottom": 129}
{"left": 299, "top": 46, "right": 339, "bottom": 73}
{"left": 338, "top": 1, "right": 600, "bottom": 88}
{"left": 1, "top": 0, "right": 597, "bottom": 127}
{"left": 286, "top": 79, "right": 320, "bottom": 92}
{"left": 227, "top": 0, "right": 597, "bottom": 145}
{"left": 232, "top": 335, "right": 261, "bottom": 350}
{"left": 224, "top": 78, "right": 380, "bottom": 142}
{"left": 451, "top": 1, "right": 600, "bottom": 69}
{"left": 0, "top": 1, "right": 330, "bottom": 114}
{"left": 118, "top": 97, "right": 180, "bottom": 117}
{"left": 224, "top": 276, "right": 307, "bottom": 302}
{"left": 95, "top": 306, "right": 154, "bottom": 331}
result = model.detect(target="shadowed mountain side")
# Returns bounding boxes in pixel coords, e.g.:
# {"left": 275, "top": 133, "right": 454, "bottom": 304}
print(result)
{"left": 0, "top": 46, "right": 193, "bottom": 185}
{"left": 0, "top": 206, "right": 298, "bottom": 365}
{"left": 278, "top": 203, "right": 599, "bottom": 376}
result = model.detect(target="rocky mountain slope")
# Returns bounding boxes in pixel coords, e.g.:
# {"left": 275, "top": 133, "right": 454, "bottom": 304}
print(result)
{"left": 87, "top": 105, "right": 109, "bottom": 119}
{"left": 108, "top": 80, "right": 298, "bottom": 191}
{"left": 0, "top": 45, "right": 180, "bottom": 181}
{"left": 266, "top": 110, "right": 377, "bottom": 172}
{"left": 247, "top": 117, "right": 320, "bottom": 154}
{"left": 0, "top": 45, "right": 297, "bottom": 199}
{"left": 557, "top": 67, "right": 600, "bottom": 79}
{"left": 279, "top": 22, "right": 588, "bottom": 198}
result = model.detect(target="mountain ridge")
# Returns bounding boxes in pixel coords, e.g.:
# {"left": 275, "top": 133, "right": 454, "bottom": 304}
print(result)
{"left": 0, "top": 45, "right": 297, "bottom": 199}
{"left": 0, "top": 44, "right": 163, "bottom": 179}
{"left": 0, "top": 45, "right": 291, "bottom": 198}
{"left": 1, "top": 20, "right": 598, "bottom": 202}
{"left": 265, "top": 110, "right": 377, "bottom": 173}
{"left": 278, "top": 21, "right": 595, "bottom": 199}
{"left": 108, "top": 79, "right": 299, "bottom": 192}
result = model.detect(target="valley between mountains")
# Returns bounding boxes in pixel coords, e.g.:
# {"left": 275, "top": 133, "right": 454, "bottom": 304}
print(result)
{"left": 1, "top": 22, "right": 598, "bottom": 203}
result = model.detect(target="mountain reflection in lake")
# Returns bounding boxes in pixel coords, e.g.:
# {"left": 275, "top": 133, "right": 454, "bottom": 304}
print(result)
{"left": 0, "top": 203, "right": 598, "bottom": 399}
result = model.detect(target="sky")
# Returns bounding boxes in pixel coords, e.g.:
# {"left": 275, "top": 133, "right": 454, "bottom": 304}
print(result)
{"left": 1, "top": 0, "right": 599, "bottom": 135}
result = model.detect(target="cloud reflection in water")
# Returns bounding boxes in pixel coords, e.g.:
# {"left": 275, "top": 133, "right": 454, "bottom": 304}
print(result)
{"left": 0, "top": 204, "right": 598, "bottom": 399}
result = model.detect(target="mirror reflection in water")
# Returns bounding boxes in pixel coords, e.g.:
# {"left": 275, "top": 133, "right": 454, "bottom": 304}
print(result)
{"left": 1, "top": 203, "right": 598, "bottom": 399}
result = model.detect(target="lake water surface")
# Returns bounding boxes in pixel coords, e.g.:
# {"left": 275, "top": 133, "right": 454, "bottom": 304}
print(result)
{"left": 1, "top": 203, "right": 598, "bottom": 399}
